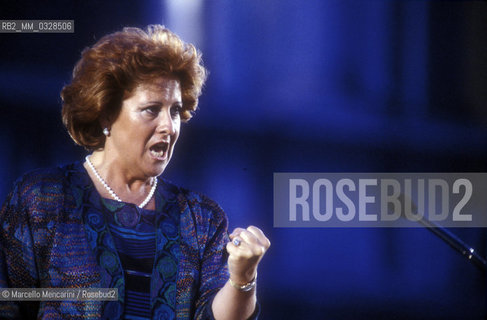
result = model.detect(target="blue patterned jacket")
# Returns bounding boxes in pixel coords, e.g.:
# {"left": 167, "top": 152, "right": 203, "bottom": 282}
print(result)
{"left": 0, "top": 162, "right": 230, "bottom": 319}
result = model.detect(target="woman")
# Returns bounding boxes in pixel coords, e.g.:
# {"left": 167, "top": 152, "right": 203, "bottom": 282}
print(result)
{"left": 0, "top": 25, "right": 269, "bottom": 319}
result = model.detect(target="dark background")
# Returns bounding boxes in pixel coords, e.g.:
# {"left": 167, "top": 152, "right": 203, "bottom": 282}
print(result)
{"left": 1, "top": 1, "right": 486, "bottom": 319}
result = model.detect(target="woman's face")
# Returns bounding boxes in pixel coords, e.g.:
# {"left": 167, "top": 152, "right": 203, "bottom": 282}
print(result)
{"left": 106, "top": 77, "right": 182, "bottom": 179}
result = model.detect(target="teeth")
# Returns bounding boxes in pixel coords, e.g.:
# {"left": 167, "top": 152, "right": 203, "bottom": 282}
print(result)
{"left": 150, "top": 149, "right": 164, "bottom": 158}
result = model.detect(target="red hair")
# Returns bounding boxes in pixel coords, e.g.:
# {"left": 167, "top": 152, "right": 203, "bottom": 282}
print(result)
{"left": 61, "top": 25, "right": 207, "bottom": 150}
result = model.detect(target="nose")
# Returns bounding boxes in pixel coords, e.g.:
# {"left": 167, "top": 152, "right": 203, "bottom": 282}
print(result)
{"left": 156, "top": 108, "right": 176, "bottom": 136}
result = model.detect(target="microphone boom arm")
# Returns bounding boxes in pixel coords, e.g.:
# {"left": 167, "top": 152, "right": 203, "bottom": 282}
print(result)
{"left": 418, "top": 217, "right": 487, "bottom": 274}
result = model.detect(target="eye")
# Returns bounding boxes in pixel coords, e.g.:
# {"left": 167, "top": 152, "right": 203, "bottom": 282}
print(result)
{"left": 142, "top": 106, "right": 160, "bottom": 117}
{"left": 171, "top": 104, "right": 182, "bottom": 118}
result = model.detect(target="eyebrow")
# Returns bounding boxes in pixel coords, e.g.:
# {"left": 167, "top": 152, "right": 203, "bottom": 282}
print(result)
{"left": 142, "top": 100, "right": 182, "bottom": 106}
{"left": 143, "top": 101, "right": 163, "bottom": 106}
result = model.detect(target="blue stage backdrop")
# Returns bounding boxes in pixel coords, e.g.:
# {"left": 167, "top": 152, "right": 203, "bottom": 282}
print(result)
{"left": 0, "top": 1, "right": 486, "bottom": 318}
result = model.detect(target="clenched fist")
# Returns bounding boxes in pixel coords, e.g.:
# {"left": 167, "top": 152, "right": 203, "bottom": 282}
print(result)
{"left": 226, "top": 226, "right": 271, "bottom": 286}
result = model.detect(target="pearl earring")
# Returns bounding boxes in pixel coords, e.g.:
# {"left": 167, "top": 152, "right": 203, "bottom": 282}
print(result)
{"left": 103, "top": 128, "right": 110, "bottom": 136}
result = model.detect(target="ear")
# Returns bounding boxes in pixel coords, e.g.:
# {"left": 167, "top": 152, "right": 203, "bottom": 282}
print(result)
{"left": 99, "top": 113, "right": 113, "bottom": 132}
{"left": 100, "top": 121, "right": 110, "bottom": 130}
{"left": 98, "top": 117, "right": 110, "bottom": 138}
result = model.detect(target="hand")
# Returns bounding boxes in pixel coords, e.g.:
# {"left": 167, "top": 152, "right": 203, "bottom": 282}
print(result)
{"left": 226, "top": 226, "right": 271, "bottom": 285}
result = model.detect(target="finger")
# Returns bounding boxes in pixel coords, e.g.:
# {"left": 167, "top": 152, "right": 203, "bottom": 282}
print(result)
{"left": 230, "top": 226, "right": 271, "bottom": 254}
{"left": 238, "top": 232, "right": 267, "bottom": 256}
{"left": 231, "top": 236, "right": 242, "bottom": 247}
{"left": 246, "top": 226, "right": 264, "bottom": 238}
{"left": 226, "top": 242, "right": 240, "bottom": 258}
{"left": 238, "top": 230, "right": 259, "bottom": 246}
{"left": 226, "top": 241, "right": 254, "bottom": 259}
{"left": 228, "top": 234, "right": 252, "bottom": 251}
{"left": 236, "top": 231, "right": 268, "bottom": 257}
{"left": 228, "top": 232, "right": 248, "bottom": 249}
{"left": 229, "top": 227, "right": 246, "bottom": 239}
{"left": 247, "top": 226, "right": 271, "bottom": 249}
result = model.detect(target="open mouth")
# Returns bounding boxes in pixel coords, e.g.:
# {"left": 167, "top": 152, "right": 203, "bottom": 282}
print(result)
{"left": 149, "top": 142, "right": 169, "bottom": 159}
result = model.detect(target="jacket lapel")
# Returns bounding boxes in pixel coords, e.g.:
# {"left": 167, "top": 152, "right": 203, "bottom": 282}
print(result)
{"left": 150, "top": 179, "right": 180, "bottom": 319}
{"left": 68, "top": 162, "right": 125, "bottom": 318}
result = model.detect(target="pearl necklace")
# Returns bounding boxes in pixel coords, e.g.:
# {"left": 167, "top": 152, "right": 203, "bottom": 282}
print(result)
{"left": 85, "top": 155, "right": 157, "bottom": 209}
